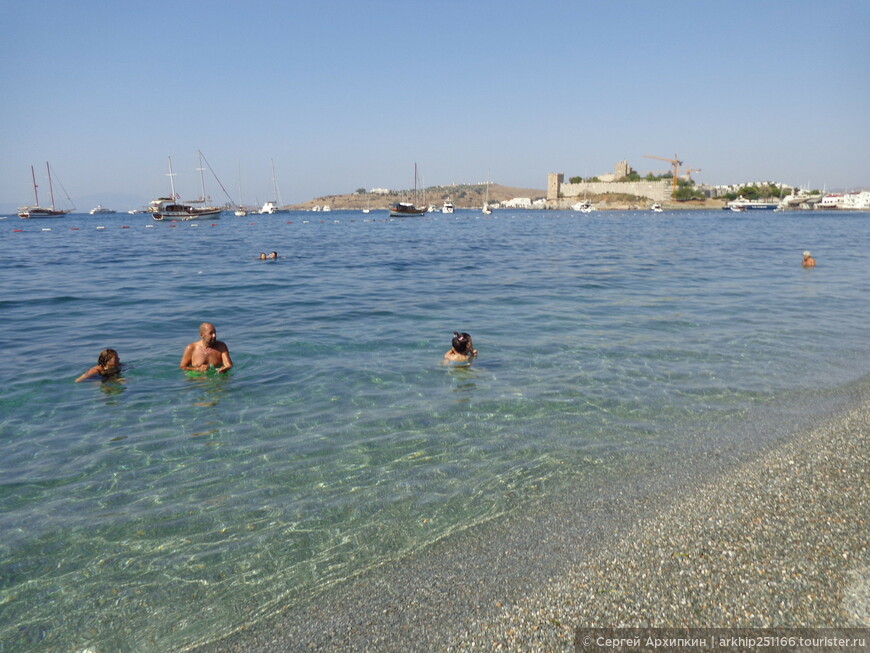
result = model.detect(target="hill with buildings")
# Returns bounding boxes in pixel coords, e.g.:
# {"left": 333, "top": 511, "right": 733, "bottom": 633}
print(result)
{"left": 288, "top": 183, "right": 546, "bottom": 211}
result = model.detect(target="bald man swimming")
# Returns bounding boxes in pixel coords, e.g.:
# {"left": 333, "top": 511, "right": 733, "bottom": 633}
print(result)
{"left": 180, "top": 322, "right": 233, "bottom": 374}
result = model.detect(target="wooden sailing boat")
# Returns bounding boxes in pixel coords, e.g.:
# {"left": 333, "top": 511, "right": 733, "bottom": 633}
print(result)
{"left": 18, "top": 162, "right": 73, "bottom": 218}
{"left": 148, "top": 156, "right": 224, "bottom": 221}
{"left": 389, "top": 163, "right": 426, "bottom": 216}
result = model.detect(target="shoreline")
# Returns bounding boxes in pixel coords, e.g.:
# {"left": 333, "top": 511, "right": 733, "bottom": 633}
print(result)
{"left": 191, "top": 386, "right": 869, "bottom": 652}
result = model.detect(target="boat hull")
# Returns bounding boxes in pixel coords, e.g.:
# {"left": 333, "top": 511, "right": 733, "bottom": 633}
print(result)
{"left": 18, "top": 208, "right": 69, "bottom": 219}
{"left": 389, "top": 203, "right": 426, "bottom": 217}
{"left": 151, "top": 207, "right": 223, "bottom": 221}
{"left": 723, "top": 201, "right": 778, "bottom": 211}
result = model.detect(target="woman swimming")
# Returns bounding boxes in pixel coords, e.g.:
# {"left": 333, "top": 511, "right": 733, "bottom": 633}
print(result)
{"left": 75, "top": 348, "right": 122, "bottom": 382}
{"left": 444, "top": 332, "right": 478, "bottom": 364}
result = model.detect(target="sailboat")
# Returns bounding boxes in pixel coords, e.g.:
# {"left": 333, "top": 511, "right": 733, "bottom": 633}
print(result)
{"left": 389, "top": 163, "right": 427, "bottom": 217}
{"left": 18, "top": 163, "right": 73, "bottom": 218}
{"left": 148, "top": 156, "right": 224, "bottom": 221}
{"left": 234, "top": 162, "right": 247, "bottom": 216}
{"left": 482, "top": 181, "right": 492, "bottom": 214}
{"left": 259, "top": 159, "right": 290, "bottom": 214}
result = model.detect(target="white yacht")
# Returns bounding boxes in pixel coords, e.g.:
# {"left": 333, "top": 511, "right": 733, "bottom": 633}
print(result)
{"left": 441, "top": 200, "right": 455, "bottom": 214}
{"left": 260, "top": 201, "right": 289, "bottom": 215}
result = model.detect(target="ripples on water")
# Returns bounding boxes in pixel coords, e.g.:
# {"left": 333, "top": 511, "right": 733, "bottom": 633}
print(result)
{"left": 1, "top": 209, "right": 869, "bottom": 651}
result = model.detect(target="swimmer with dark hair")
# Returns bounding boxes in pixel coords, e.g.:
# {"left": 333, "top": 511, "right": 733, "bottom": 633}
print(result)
{"left": 268, "top": 251, "right": 278, "bottom": 259}
{"left": 444, "top": 332, "right": 478, "bottom": 363}
{"left": 75, "top": 348, "right": 122, "bottom": 382}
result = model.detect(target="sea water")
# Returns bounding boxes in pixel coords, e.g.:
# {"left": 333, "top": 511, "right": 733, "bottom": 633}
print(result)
{"left": 1, "top": 209, "right": 869, "bottom": 652}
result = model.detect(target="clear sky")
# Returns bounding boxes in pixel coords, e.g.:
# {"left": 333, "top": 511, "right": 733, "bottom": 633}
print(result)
{"left": 3, "top": 0, "right": 868, "bottom": 212}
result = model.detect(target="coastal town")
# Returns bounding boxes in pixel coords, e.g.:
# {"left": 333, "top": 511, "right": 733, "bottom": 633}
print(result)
{"left": 287, "top": 158, "right": 869, "bottom": 213}
{"left": 13, "top": 156, "right": 869, "bottom": 218}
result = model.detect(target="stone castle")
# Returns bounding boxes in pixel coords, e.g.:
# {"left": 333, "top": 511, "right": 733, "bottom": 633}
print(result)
{"left": 547, "top": 160, "right": 671, "bottom": 206}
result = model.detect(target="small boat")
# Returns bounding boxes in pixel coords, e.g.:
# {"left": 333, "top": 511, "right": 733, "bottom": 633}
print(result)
{"left": 18, "top": 163, "right": 73, "bottom": 219}
{"left": 482, "top": 181, "right": 492, "bottom": 214}
{"left": 390, "top": 202, "right": 427, "bottom": 217}
{"left": 441, "top": 200, "right": 455, "bottom": 214}
{"left": 259, "top": 201, "right": 288, "bottom": 215}
{"left": 259, "top": 159, "right": 290, "bottom": 214}
{"left": 572, "top": 200, "right": 594, "bottom": 213}
{"left": 651, "top": 203, "right": 664, "bottom": 213}
{"left": 234, "top": 163, "right": 248, "bottom": 216}
{"left": 90, "top": 205, "right": 117, "bottom": 215}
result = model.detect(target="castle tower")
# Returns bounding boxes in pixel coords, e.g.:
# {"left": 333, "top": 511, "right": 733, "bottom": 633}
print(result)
{"left": 547, "top": 172, "right": 563, "bottom": 200}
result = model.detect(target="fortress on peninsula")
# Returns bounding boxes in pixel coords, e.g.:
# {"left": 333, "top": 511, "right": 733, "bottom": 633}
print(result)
{"left": 547, "top": 160, "right": 671, "bottom": 206}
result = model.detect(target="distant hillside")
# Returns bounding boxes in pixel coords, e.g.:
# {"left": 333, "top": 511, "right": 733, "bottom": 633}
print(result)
{"left": 288, "top": 183, "right": 547, "bottom": 211}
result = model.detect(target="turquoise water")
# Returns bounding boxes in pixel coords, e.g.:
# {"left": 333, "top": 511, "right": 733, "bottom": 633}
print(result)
{"left": 1, "top": 209, "right": 869, "bottom": 652}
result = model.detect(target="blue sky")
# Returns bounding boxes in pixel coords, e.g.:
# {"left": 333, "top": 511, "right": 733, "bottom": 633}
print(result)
{"left": 3, "top": 0, "right": 868, "bottom": 212}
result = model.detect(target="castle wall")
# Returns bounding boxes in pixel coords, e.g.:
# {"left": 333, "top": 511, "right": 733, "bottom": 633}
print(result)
{"left": 548, "top": 173, "right": 671, "bottom": 203}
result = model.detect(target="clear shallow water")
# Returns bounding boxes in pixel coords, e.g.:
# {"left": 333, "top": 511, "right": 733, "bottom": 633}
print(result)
{"left": 1, "top": 209, "right": 869, "bottom": 652}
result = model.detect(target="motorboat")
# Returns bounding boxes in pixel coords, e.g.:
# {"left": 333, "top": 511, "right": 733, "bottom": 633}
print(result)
{"left": 260, "top": 201, "right": 288, "bottom": 215}
{"left": 441, "top": 200, "right": 455, "bottom": 214}
{"left": 651, "top": 203, "right": 664, "bottom": 213}
{"left": 89, "top": 205, "right": 117, "bottom": 215}
{"left": 572, "top": 200, "right": 594, "bottom": 213}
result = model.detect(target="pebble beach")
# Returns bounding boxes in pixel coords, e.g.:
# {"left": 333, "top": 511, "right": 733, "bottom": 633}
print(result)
{"left": 192, "top": 389, "right": 869, "bottom": 652}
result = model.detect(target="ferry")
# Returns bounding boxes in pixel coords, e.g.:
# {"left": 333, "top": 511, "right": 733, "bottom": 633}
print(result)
{"left": 723, "top": 196, "right": 778, "bottom": 211}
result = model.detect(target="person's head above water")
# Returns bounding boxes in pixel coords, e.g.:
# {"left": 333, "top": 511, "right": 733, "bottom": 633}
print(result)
{"left": 268, "top": 251, "right": 278, "bottom": 259}
{"left": 451, "top": 332, "right": 473, "bottom": 355}
{"left": 97, "top": 348, "right": 120, "bottom": 368}
{"left": 199, "top": 322, "right": 218, "bottom": 345}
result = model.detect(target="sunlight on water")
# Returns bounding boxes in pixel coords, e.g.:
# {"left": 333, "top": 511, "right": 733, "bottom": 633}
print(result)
{"left": 1, "top": 209, "right": 869, "bottom": 651}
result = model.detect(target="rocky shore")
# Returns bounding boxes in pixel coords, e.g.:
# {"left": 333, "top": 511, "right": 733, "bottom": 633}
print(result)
{"left": 192, "top": 394, "right": 869, "bottom": 652}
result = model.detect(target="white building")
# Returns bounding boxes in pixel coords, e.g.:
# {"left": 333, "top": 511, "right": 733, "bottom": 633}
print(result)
{"left": 820, "top": 190, "right": 870, "bottom": 210}
{"left": 502, "top": 197, "right": 533, "bottom": 208}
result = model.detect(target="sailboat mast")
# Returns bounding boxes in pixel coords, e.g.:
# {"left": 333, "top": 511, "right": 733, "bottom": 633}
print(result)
{"left": 270, "top": 159, "right": 283, "bottom": 206}
{"left": 238, "top": 161, "right": 243, "bottom": 207}
{"left": 31, "top": 165, "right": 40, "bottom": 206}
{"left": 46, "top": 162, "right": 56, "bottom": 210}
{"left": 167, "top": 156, "right": 178, "bottom": 200}
{"left": 197, "top": 150, "right": 207, "bottom": 203}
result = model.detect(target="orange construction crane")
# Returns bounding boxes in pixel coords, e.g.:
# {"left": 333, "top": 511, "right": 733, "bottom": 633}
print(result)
{"left": 644, "top": 154, "right": 683, "bottom": 191}
{"left": 683, "top": 167, "right": 702, "bottom": 181}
